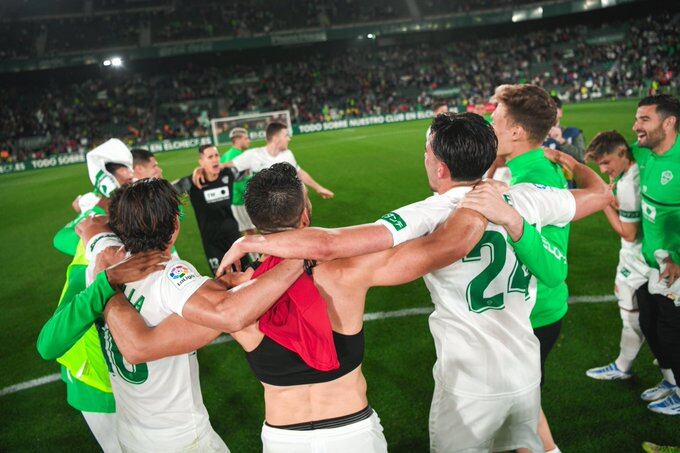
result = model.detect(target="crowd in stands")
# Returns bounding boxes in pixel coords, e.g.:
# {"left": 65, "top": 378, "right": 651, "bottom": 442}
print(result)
{"left": 1, "top": 11, "right": 678, "bottom": 162}
{"left": 2, "top": 0, "right": 550, "bottom": 59}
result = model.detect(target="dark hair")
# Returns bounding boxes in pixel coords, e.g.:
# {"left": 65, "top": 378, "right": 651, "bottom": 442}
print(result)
{"left": 131, "top": 148, "right": 154, "bottom": 166}
{"left": 551, "top": 95, "right": 563, "bottom": 109}
{"left": 495, "top": 84, "right": 557, "bottom": 143}
{"left": 245, "top": 162, "right": 305, "bottom": 232}
{"left": 432, "top": 102, "right": 448, "bottom": 112}
{"left": 638, "top": 94, "right": 680, "bottom": 131}
{"left": 199, "top": 144, "right": 216, "bottom": 154}
{"left": 108, "top": 179, "right": 180, "bottom": 254}
{"left": 429, "top": 112, "right": 498, "bottom": 181}
{"left": 266, "top": 122, "right": 288, "bottom": 141}
{"left": 105, "top": 162, "right": 128, "bottom": 175}
{"left": 585, "top": 130, "right": 632, "bottom": 162}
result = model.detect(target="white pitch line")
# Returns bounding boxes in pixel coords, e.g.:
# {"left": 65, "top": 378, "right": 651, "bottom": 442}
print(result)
{"left": 0, "top": 294, "right": 616, "bottom": 398}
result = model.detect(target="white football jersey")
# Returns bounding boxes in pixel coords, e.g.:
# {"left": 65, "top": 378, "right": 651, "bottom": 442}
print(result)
{"left": 615, "top": 163, "right": 641, "bottom": 250}
{"left": 376, "top": 184, "right": 575, "bottom": 397}
{"left": 231, "top": 146, "right": 299, "bottom": 174}
{"left": 85, "top": 234, "right": 216, "bottom": 451}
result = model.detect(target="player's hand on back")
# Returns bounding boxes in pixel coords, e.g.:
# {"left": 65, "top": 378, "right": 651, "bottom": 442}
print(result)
{"left": 459, "top": 182, "right": 523, "bottom": 230}
{"left": 543, "top": 147, "right": 575, "bottom": 180}
{"left": 105, "top": 251, "right": 170, "bottom": 289}
{"left": 480, "top": 178, "right": 509, "bottom": 193}
{"left": 316, "top": 187, "right": 335, "bottom": 199}
{"left": 192, "top": 166, "right": 206, "bottom": 189}
{"left": 94, "top": 246, "right": 127, "bottom": 276}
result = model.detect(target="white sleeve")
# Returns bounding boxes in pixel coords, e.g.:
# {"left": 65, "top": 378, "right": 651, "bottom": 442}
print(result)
{"left": 78, "top": 192, "right": 101, "bottom": 213}
{"left": 507, "top": 183, "right": 576, "bottom": 228}
{"left": 374, "top": 195, "right": 454, "bottom": 246}
{"left": 85, "top": 232, "right": 124, "bottom": 262}
{"left": 231, "top": 151, "right": 253, "bottom": 172}
{"left": 284, "top": 150, "right": 300, "bottom": 170}
{"left": 159, "top": 261, "right": 210, "bottom": 316}
{"left": 616, "top": 177, "right": 641, "bottom": 223}
{"left": 86, "top": 138, "right": 132, "bottom": 197}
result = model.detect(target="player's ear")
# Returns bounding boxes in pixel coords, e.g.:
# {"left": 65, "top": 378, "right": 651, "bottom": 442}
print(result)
{"left": 436, "top": 161, "right": 449, "bottom": 180}
{"left": 299, "top": 206, "right": 311, "bottom": 228}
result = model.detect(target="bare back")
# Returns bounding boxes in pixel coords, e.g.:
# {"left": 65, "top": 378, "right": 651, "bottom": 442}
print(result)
{"left": 230, "top": 259, "right": 370, "bottom": 425}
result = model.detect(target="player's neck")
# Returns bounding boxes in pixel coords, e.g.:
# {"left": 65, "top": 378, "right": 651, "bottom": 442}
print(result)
{"left": 437, "top": 179, "right": 480, "bottom": 194}
{"left": 652, "top": 132, "right": 677, "bottom": 156}
{"left": 505, "top": 141, "right": 542, "bottom": 162}
{"left": 265, "top": 143, "right": 281, "bottom": 156}
{"left": 204, "top": 170, "right": 219, "bottom": 182}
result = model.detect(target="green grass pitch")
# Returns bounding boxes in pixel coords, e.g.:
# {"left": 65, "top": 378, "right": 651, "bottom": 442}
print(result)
{"left": 0, "top": 99, "right": 677, "bottom": 451}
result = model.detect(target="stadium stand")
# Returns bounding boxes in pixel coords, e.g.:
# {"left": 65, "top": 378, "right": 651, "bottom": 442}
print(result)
{"left": 0, "top": 5, "right": 678, "bottom": 162}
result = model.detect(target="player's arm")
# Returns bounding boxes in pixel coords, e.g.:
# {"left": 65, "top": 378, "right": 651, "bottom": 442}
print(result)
{"left": 181, "top": 259, "right": 303, "bottom": 332}
{"left": 217, "top": 195, "right": 453, "bottom": 276}
{"left": 333, "top": 207, "right": 487, "bottom": 288}
{"left": 460, "top": 184, "right": 574, "bottom": 287}
{"left": 36, "top": 253, "right": 165, "bottom": 360}
{"left": 297, "top": 168, "right": 334, "bottom": 199}
{"left": 217, "top": 224, "right": 395, "bottom": 275}
{"left": 544, "top": 148, "right": 614, "bottom": 220}
{"left": 603, "top": 206, "right": 640, "bottom": 243}
{"left": 104, "top": 294, "right": 221, "bottom": 365}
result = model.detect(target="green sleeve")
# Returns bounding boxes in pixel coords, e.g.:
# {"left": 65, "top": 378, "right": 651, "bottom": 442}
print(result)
{"left": 508, "top": 220, "right": 568, "bottom": 288}
{"left": 37, "top": 271, "right": 117, "bottom": 360}
{"left": 53, "top": 225, "right": 80, "bottom": 256}
{"left": 220, "top": 149, "right": 239, "bottom": 163}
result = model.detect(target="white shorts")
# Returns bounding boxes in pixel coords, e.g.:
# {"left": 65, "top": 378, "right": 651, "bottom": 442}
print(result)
{"left": 118, "top": 426, "right": 229, "bottom": 453}
{"left": 615, "top": 247, "right": 650, "bottom": 311}
{"left": 261, "top": 411, "right": 387, "bottom": 453}
{"left": 231, "top": 204, "right": 255, "bottom": 232}
{"left": 429, "top": 382, "right": 542, "bottom": 453}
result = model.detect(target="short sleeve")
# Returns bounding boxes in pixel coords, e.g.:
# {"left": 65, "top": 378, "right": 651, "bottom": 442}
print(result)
{"left": 507, "top": 184, "right": 576, "bottom": 228}
{"left": 283, "top": 151, "right": 299, "bottom": 169}
{"left": 78, "top": 192, "right": 101, "bottom": 213}
{"left": 159, "top": 261, "right": 209, "bottom": 316}
{"left": 375, "top": 195, "right": 454, "bottom": 246}
{"left": 86, "top": 232, "right": 124, "bottom": 262}
{"left": 232, "top": 151, "right": 253, "bottom": 172}
{"left": 617, "top": 177, "right": 641, "bottom": 223}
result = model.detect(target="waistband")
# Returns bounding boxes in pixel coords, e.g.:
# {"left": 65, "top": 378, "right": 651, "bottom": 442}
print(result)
{"left": 265, "top": 406, "right": 373, "bottom": 431}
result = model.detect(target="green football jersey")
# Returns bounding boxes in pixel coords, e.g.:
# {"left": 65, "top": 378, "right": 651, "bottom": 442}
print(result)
{"left": 631, "top": 137, "right": 680, "bottom": 268}
{"left": 507, "top": 148, "right": 570, "bottom": 329}
{"left": 221, "top": 146, "right": 250, "bottom": 206}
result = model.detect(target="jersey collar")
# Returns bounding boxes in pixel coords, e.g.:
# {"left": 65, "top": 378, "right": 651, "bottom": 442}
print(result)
{"left": 505, "top": 148, "right": 544, "bottom": 174}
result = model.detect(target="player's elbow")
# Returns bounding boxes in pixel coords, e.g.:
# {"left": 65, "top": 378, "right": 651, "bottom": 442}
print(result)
{"left": 215, "top": 303, "right": 248, "bottom": 333}
{"left": 120, "top": 346, "right": 147, "bottom": 365}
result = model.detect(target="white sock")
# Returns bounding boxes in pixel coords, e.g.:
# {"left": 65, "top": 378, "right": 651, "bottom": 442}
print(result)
{"left": 661, "top": 368, "right": 677, "bottom": 386}
{"left": 614, "top": 309, "right": 644, "bottom": 372}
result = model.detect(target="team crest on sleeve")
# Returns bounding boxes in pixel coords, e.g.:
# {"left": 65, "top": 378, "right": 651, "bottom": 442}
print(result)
{"left": 167, "top": 263, "right": 196, "bottom": 289}
{"left": 381, "top": 212, "right": 407, "bottom": 231}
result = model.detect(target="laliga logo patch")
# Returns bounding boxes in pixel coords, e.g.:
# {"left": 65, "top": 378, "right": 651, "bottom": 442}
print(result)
{"left": 660, "top": 170, "right": 673, "bottom": 186}
{"left": 168, "top": 263, "right": 196, "bottom": 289}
